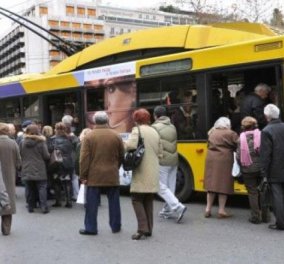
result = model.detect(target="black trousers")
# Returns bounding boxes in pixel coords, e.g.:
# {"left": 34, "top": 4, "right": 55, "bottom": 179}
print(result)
{"left": 84, "top": 186, "right": 121, "bottom": 233}
{"left": 270, "top": 183, "right": 284, "bottom": 228}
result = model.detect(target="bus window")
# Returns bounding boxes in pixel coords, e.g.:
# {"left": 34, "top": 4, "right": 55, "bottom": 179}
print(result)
{"left": 161, "top": 75, "right": 198, "bottom": 140}
{"left": 209, "top": 65, "right": 279, "bottom": 134}
{"left": 138, "top": 79, "right": 161, "bottom": 110}
{"left": 0, "top": 99, "right": 21, "bottom": 124}
{"left": 23, "top": 96, "right": 40, "bottom": 119}
{"left": 86, "top": 88, "right": 104, "bottom": 112}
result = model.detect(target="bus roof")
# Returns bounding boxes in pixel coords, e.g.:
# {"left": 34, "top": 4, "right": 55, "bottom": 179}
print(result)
{"left": 46, "top": 22, "right": 276, "bottom": 76}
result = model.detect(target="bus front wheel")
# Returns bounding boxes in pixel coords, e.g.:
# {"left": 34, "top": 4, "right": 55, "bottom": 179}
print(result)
{"left": 175, "top": 159, "right": 194, "bottom": 202}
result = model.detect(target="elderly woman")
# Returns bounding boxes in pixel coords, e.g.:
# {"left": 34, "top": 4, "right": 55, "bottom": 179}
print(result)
{"left": 124, "top": 108, "right": 162, "bottom": 240}
{"left": 51, "top": 122, "right": 74, "bottom": 208}
{"left": 204, "top": 117, "right": 238, "bottom": 218}
{"left": 236, "top": 117, "right": 263, "bottom": 224}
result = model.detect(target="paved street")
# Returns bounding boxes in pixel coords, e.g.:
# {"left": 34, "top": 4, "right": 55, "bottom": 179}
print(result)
{"left": 1, "top": 187, "right": 284, "bottom": 264}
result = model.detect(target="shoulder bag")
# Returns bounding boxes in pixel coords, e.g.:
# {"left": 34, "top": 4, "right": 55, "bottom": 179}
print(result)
{"left": 48, "top": 141, "right": 63, "bottom": 173}
{"left": 123, "top": 126, "right": 145, "bottom": 171}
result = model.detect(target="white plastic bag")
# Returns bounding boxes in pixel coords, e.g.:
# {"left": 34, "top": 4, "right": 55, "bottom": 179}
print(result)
{"left": 76, "top": 184, "right": 86, "bottom": 204}
{"left": 232, "top": 152, "right": 240, "bottom": 177}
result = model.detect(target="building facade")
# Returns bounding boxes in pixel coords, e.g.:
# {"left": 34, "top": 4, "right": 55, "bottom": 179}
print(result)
{"left": 0, "top": 0, "right": 194, "bottom": 77}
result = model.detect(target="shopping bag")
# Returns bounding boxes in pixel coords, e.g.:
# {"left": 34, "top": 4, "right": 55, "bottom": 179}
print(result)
{"left": 76, "top": 184, "right": 86, "bottom": 204}
{"left": 232, "top": 152, "right": 240, "bottom": 177}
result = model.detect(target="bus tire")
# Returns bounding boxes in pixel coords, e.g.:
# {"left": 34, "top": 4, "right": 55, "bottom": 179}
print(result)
{"left": 175, "top": 158, "right": 194, "bottom": 202}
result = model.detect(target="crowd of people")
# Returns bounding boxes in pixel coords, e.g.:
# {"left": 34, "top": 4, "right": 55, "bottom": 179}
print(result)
{"left": 1, "top": 82, "right": 284, "bottom": 239}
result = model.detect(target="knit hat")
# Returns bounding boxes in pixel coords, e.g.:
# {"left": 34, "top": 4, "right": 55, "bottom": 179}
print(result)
{"left": 21, "top": 120, "right": 33, "bottom": 129}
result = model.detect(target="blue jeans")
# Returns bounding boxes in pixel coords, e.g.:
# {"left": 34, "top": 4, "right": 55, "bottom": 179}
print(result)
{"left": 84, "top": 186, "right": 121, "bottom": 233}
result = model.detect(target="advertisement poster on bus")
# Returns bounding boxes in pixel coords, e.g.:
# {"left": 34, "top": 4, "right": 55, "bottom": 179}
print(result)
{"left": 84, "top": 61, "right": 136, "bottom": 133}
{"left": 84, "top": 61, "right": 136, "bottom": 185}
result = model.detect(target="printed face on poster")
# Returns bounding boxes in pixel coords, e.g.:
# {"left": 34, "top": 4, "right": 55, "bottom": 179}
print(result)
{"left": 84, "top": 61, "right": 137, "bottom": 133}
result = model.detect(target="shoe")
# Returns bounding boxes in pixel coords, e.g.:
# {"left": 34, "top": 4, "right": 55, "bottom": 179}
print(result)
{"left": 159, "top": 210, "right": 173, "bottom": 219}
{"left": 249, "top": 217, "right": 261, "bottom": 224}
{"left": 42, "top": 208, "right": 50, "bottom": 214}
{"left": 65, "top": 203, "right": 72, "bottom": 208}
{"left": 79, "top": 229, "right": 97, "bottom": 235}
{"left": 52, "top": 203, "right": 61, "bottom": 207}
{"left": 144, "top": 232, "right": 152, "bottom": 237}
{"left": 268, "top": 224, "right": 284, "bottom": 230}
{"left": 28, "top": 208, "right": 34, "bottom": 213}
{"left": 204, "top": 211, "right": 212, "bottom": 218}
{"left": 131, "top": 231, "right": 147, "bottom": 240}
{"left": 217, "top": 213, "right": 233, "bottom": 219}
{"left": 176, "top": 206, "right": 187, "bottom": 223}
{"left": 112, "top": 229, "right": 121, "bottom": 233}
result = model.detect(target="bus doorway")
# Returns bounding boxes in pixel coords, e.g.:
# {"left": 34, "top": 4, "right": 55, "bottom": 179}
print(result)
{"left": 207, "top": 62, "right": 282, "bottom": 133}
{"left": 42, "top": 91, "right": 82, "bottom": 135}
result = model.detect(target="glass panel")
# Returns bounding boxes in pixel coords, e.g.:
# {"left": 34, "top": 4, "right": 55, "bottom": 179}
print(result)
{"left": 23, "top": 96, "right": 39, "bottom": 118}
{"left": 0, "top": 99, "right": 21, "bottom": 122}
{"left": 161, "top": 75, "right": 198, "bottom": 140}
{"left": 86, "top": 88, "right": 104, "bottom": 111}
{"left": 138, "top": 79, "right": 161, "bottom": 110}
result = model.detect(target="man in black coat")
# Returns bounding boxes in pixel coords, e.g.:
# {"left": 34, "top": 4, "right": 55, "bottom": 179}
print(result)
{"left": 260, "top": 104, "right": 284, "bottom": 230}
{"left": 240, "top": 83, "right": 271, "bottom": 129}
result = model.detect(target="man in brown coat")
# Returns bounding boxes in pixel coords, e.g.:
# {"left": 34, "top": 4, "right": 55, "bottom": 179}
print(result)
{"left": 79, "top": 111, "right": 124, "bottom": 235}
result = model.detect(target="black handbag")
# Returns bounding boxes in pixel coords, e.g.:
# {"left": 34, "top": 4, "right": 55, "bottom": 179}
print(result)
{"left": 123, "top": 126, "right": 145, "bottom": 171}
{"left": 48, "top": 142, "right": 63, "bottom": 173}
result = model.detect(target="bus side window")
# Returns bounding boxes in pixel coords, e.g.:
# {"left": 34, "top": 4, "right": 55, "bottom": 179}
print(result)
{"left": 86, "top": 88, "right": 104, "bottom": 111}
{"left": 168, "top": 90, "right": 197, "bottom": 140}
{"left": 161, "top": 77, "right": 198, "bottom": 140}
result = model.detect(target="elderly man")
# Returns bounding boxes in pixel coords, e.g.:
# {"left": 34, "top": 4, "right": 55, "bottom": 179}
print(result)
{"left": 240, "top": 83, "right": 271, "bottom": 129}
{"left": 79, "top": 111, "right": 124, "bottom": 235}
{"left": 260, "top": 104, "right": 284, "bottom": 230}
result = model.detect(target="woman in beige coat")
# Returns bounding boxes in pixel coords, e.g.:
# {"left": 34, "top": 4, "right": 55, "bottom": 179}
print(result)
{"left": 203, "top": 117, "right": 238, "bottom": 218}
{"left": 125, "top": 108, "right": 162, "bottom": 240}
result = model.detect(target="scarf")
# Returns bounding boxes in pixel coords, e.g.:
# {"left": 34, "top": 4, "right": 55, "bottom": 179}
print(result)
{"left": 240, "top": 129, "right": 261, "bottom": 167}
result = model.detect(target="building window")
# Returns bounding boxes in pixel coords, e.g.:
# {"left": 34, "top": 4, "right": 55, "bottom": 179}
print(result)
{"left": 48, "top": 20, "right": 59, "bottom": 27}
{"left": 77, "top": 7, "right": 85, "bottom": 16}
{"left": 66, "top": 5, "right": 75, "bottom": 16}
{"left": 39, "top": 6, "right": 48, "bottom": 15}
{"left": 87, "top": 8, "right": 96, "bottom": 17}
{"left": 94, "top": 24, "right": 103, "bottom": 30}
{"left": 61, "top": 21, "right": 70, "bottom": 27}
{"left": 72, "top": 22, "right": 81, "bottom": 29}
{"left": 83, "top": 23, "right": 92, "bottom": 30}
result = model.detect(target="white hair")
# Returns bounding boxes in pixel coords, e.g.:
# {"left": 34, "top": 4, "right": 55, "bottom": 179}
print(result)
{"left": 214, "top": 117, "right": 231, "bottom": 129}
{"left": 62, "top": 115, "right": 73, "bottom": 125}
{"left": 264, "top": 104, "right": 280, "bottom": 120}
{"left": 254, "top": 83, "right": 271, "bottom": 93}
{"left": 93, "top": 111, "right": 109, "bottom": 125}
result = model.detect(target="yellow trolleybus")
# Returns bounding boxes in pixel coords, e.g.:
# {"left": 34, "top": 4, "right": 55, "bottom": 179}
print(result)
{"left": 0, "top": 22, "right": 283, "bottom": 201}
